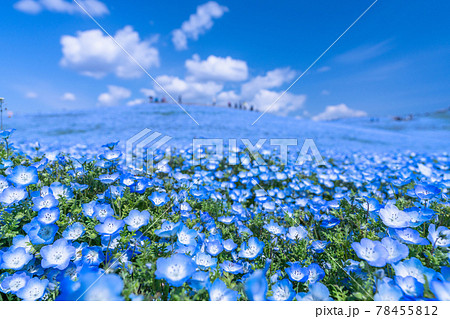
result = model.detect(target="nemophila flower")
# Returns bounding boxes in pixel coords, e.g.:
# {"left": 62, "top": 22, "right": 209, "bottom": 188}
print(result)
{"left": 95, "top": 216, "right": 125, "bottom": 236}
{"left": 286, "top": 225, "right": 308, "bottom": 241}
{"left": 206, "top": 239, "right": 224, "bottom": 256}
{"left": 124, "top": 209, "right": 151, "bottom": 232}
{"left": 223, "top": 238, "right": 237, "bottom": 251}
{"left": 263, "top": 219, "right": 285, "bottom": 236}
{"left": 57, "top": 266, "right": 124, "bottom": 301}
{"left": 208, "top": 279, "right": 239, "bottom": 301}
{"left": 310, "top": 240, "right": 330, "bottom": 253}
{"left": 93, "top": 203, "right": 114, "bottom": 222}
{"left": 393, "top": 258, "right": 438, "bottom": 284}
{"left": 360, "top": 197, "right": 382, "bottom": 213}
{"left": 36, "top": 207, "right": 60, "bottom": 225}
{"left": 430, "top": 279, "right": 450, "bottom": 301}
{"left": 0, "top": 247, "right": 33, "bottom": 270}
{"left": 220, "top": 260, "right": 244, "bottom": 274}
{"left": 155, "top": 254, "right": 196, "bottom": 287}
{"left": 379, "top": 203, "right": 411, "bottom": 228}
{"left": 428, "top": 224, "right": 450, "bottom": 248}
{"left": 285, "top": 262, "right": 309, "bottom": 282}
{"left": 0, "top": 186, "right": 27, "bottom": 206}
{"left": 320, "top": 215, "right": 341, "bottom": 228}
{"left": 81, "top": 246, "right": 104, "bottom": 266}
{"left": 296, "top": 282, "right": 333, "bottom": 301}
{"left": 70, "top": 182, "right": 88, "bottom": 192}
{"left": 188, "top": 271, "right": 210, "bottom": 292}
{"left": 307, "top": 263, "right": 325, "bottom": 283}
{"left": 16, "top": 278, "right": 49, "bottom": 301}
{"left": 389, "top": 228, "right": 430, "bottom": 245}
{"left": 176, "top": 225, "right": 198, "bottom": 246}
{"left": 12, "top": 235, "right": 33, "bottom": 253}
{"left": 32, "top": 194, "right": 59, "bottom": 212}
{"left": 195, "top": 252, "right": 217, "bottom": 270}
{"left": 245, "top": 269, "right": 268, "bottom": 301}
{"left": 267, "top": 279, "right": 295, "bottom": 301}
{"left": 395, "top": 275, "right": 424, "bottom": 297}
{"left": 62, "top": 222, "right": 85, "bottom": 240}
{"left": 0, "top": 176, "right": 9, "bottom": 192}
{"left": 381, "top": 237, "right": 409, "bottom": 264}
{"left": 0, "top": 272, "right": 30, "bottom": 293}
{"left": 0, "top": 128, "right": 15, "bottom": 139}
{"left": 40, "top": 239, "right": 76, "bottom": 270}
{"left": 414, "top": 184, "right": 441, "bottom": 200}
{"left": 352, "top": 238, "right": 388, "bottom": 267}
{"left": 97, "top": 172, "right": 120, "bottom": 184}
{"left": 148, "top": 191, "right": 169, "bottom": 206}
{"left": 27, "top": 222, "right": 58, "bottom": 245}
{"left": 7, "top": 165, "right": 38, "bottom": 187}
{"left": 50, "top": 182, "right": 73, "bottom": 199}
{"left": 238, "top": 237, "right": 265, "bottom": 260}
{"left": 218, "top": 215, "right": 236, "bottom": 225}
{"left": 374, "top": 279, "right": 403, "bottom": 301}
{"left": 100, "top": 150, "right": 122, "bottom": 161}
{"left": 154, "top": 220, "right": 182, "bottom": 238}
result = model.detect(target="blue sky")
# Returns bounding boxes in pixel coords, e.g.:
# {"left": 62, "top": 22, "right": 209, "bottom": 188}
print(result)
{"left": 1, "top": 0, "right": 449, "bottom": 119}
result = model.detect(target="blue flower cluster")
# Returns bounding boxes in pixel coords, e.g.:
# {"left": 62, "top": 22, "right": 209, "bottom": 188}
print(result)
{"left": 0, "top": 128, "right": 449, "bottom": 301}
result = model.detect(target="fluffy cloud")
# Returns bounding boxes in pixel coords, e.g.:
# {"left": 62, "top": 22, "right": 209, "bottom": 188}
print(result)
{"left": 152, "top": 75, "right": 223, "bottom": 102}
{"left": 185, "top": 54, "right": 248, "bottom": 82}
{"left": 14, "top": 0, "right": 109, "bottom": 16}
{"left": 172, "top": 1, "right": 228, "bottom": 50}
{"left": 61, "top": 92, "right": 76, "bottom": 101}
{"left": 216, "top": 90, "right": 240, "bottom": 104}
{"left": 127, "top": 98, "right": 146, "bottom": 107}
{"left": 98, "top": 85, "right": 131, "bottom": 107}
{"left": 60, "top": 26, "right": 159, "bottom": 79}
{"left": 140, "top": 88, "right": 156, "bottom": 97}
{"left": 250, "top": 89, "right": 306, "bottom": 115}
{"left": 241, "top": 68, "right": 296, "bottom": 98}
{"left": 312, "top": 104, "right": 367, "bottom": 121}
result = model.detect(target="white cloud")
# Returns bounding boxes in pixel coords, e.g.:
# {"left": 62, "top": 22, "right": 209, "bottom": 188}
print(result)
{"left": 25, "top": 91, "right": 38, "bottom": 99}
{"left": 97, "top": 85, "right": 131, "bottom": 107}
{"left": 216, "top": 90, "right": 240, "bottom": 104}
{"left": 127, "top": 98, "right": 146, "bottom": 107}
{"left": 61, "top": 92, "right": 76, "bottom": 101}
{"left": 172, "top": 1, "right": 228, "bottom": 50}
{"left": 312, "top": 104, "right": 367, "bottom": 121}
{"left": 185, "top": 54, "right": 248, "bottom": 82}
{"left": 60, "top": 26, "right": 159, "bottom": 79}
{"left": 152, "top": 75, "right": 223, "bottom": 102}
{"left": 335, "top": 41, "right": 391, "bottom": 64}
{"left": 250, "top": 89, "right": 306, "bottom": 115}
{"left": 14, "top": 0, "right": 109, "bottom": 16}
{"left": 140, "top": 88, "right": 156, "bottom": 97}
{"left": 241, "top": 68, "right": 296, "bottom": 98}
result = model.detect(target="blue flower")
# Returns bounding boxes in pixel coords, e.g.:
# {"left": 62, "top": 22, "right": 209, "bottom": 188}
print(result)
{"left": 307, "top": 263, "right": 326, "bottom": 283}
{"left": 285, "top": 262, "right": 309, "bottom": 282}
{"left": 205, "top": 239, "right": 223, "bottom": 256}
{"left": 93, "top": 203, "right": 114, "bottom": 222}
{"left": 0, "top": 247, "right": 33, "bottom": 270}
{"left": 286, "top": 225, "right": 308, "bottom": 241}
{"left": 395, "top": 275, "right": 424, "bottom": 297}
{"left": 238, "top": 237, "right": 265, "bottom": 260}
{"left": 0, "top": 186, "right": 27, "bottom": 206}
{"left": 414, "top": 184, "right": 441, "bottom": 200}
{"left": 176, "top": 225, "right": 198, "bottom": 246}
{"left": 16, "top": 278, "right": 49, "bottom": 301}
{"left": 32, "top": 194, "right": 58, "bottom": 211}
{"left": 82, "top": 201, "right": 97, "bottom": 218}
{"left": 81, "top": 246, "right": 105, "bottom": 266}
{"left": 188, "top": 271, "right": 210, "bottom": 292}
{"left": 430, "top": 279, "right": 450, "bottom": 301}
{"left": 296, "top": 282, "right": 333, "bottom": 301}
{"left": 310, "top": 240, "right": 330, "bottom": 253}
{"left": 220, "top": 260, "right": 244, "bottom": 274}
{"left": 36, "top": 207, "right": 60, "bottom": 225}
{"left": 97, "top": 172, "right": 120, "bottom": 184}
{"left": 155, "top": 254, "right": 196, "bottom": 287}
{"left": 195, "top": 252, "right": 217, "bottom": 270}
{"left": 124, "top": 209, "right": 151, "bottom": 232}
{"left": 222, "top": 238, "right": 238, "bottom": 251}
{"left": 40, "top": 239, "right": 76, "bottom": 270}
{"left": 428, "top": 224, "right": 450, "bottom": 248}
{"left": 374, "top": 278, "right": 403, "bottom": 301}
{"left": 0, "top": 272, "right": 30, "bottom": 293}
{"left": 208, "top": 279, "right": 239, "bottom": 301}
{"left": 244, "top": 269, "right": 268, "bottom": 301}
{"left": 381, "top": 237, "right": 409, "bottom": 264}
{"left": 379, "top": 203, "right": 411, "bottom": 228}
{"left": 351, "top": 238, "right": 388, "bottom": 267}
{"left": 148, "top": 191, "right": 169, "bottom": 206}
{"left": 95, "top": 217, "right": 125, "bottom": 236}
{"left": 7, "top": 165, "right": 38, "bottom": 187}
{"left": 393, "top": 258, "right": 438, "bottom": 284}
{"left": 389, "top": 228, "right": 430, "bottom": 245}
{"left": 263, "top": 219, "right": 286, "bottom": 236}
{"left": 27, "top": 222, "right": 59, "bottom": 245}
{"left": 62, "top": 222, "right": 85, "bottom": 240}
{"left": 268, "top": 278, "right": 295, "bottom": 301}
{"left": 154, "top": 220, "right": 182, "bottom": 238}
{"left": 57, "top": 266, "right": 123, "bottom": 301}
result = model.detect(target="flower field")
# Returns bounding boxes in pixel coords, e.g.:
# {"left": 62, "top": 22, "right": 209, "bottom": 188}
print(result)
{"left": 0, "top": 128, "right": 449, "bottom": 301}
